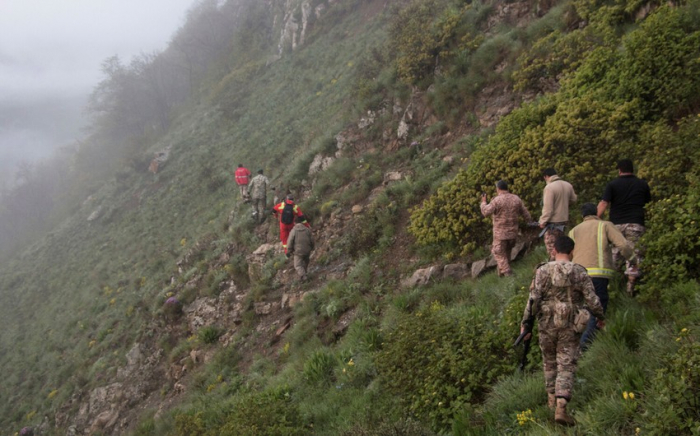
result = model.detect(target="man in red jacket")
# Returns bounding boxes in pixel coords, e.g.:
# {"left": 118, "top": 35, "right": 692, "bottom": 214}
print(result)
{"left": 272, "top": 195, "right": 308, "bottom": 253}
{"left": 234, "top": 164, "right": 252, "bottom": 202}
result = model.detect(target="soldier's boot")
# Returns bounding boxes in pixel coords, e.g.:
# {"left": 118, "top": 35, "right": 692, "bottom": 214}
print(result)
{"left": 554, "top": 398, "right": 575, "bottom": 426}
{"left": 547, "top": 393, "right": 556, "bottom": 410}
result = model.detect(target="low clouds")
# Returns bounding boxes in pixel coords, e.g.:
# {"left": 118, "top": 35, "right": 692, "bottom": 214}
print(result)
{"left": 0, "top": 0, "right": 195, "bottom": 181}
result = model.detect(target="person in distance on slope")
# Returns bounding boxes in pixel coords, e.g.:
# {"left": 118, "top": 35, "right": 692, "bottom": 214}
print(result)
{"left": 272, "top": 194, "right": 308, "bottom": 253}
{"left": 286, "top": 215, "right": 315, "bottom": 282}
{"left": 234, "top": 163, "right": 252, "bottom": 203}
{"left": 247, "top": 169, "right": 269, "bottom": 224}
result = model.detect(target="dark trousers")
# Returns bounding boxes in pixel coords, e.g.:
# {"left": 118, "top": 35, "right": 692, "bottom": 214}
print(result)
{"left": 580, "top": 277, "right": 609, "bottom": 348}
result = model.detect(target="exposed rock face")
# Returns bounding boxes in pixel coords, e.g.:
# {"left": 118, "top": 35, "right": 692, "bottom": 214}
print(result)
{"left": 276, "top": 0, "right": 345, "bottom": 55}
{"left": 247, "top": 243, "right": 280, "bottom": 282}
{"left": 183, "top": 281, "right": 244, "bottom": 333}
{"left": 87, "top": 206, "right": 103, "bottom": 222}
{"left": 184, "top": 297, "right": 219, "bottom": 332}
{"left": 309, "top": 154, "right": 335, "bottom": 176}
{"left": 475, "top": 84, "right": 519, "bottom": 127}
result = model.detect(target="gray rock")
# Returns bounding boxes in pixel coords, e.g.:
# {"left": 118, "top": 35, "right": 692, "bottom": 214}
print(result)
{"left": 471, "top": 260, "right": 487, "bottom": 278}
{"left": 87, "top": 206, "right": 103, "bottom": 222}
{"left": 254, "top": 302, "right": 272, "bottom": 315}
{"left": 443, "top": 263, "right": 471, "bottom": 280}
{"left": 402, "top": 266, "right": 443, "bottom": 287}
{"left": 511, "top": 241, "right": 527, "bottom": 261}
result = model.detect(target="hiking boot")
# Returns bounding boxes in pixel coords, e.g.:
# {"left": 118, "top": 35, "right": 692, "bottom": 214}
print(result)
{"left": 547, "top": 393, "right": 556, "bottom": 410}
{"left": 555, "top": 398, "right": 575, "bottom": 426}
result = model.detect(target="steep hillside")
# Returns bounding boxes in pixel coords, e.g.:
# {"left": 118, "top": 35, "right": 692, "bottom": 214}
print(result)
{"left": 1, "top": 0, "right": 700, "bottom": 435}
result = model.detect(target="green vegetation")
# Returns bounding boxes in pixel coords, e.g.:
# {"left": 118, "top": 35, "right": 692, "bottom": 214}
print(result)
{"left": 1, "top": 0, "right": 700, "bottom": 434}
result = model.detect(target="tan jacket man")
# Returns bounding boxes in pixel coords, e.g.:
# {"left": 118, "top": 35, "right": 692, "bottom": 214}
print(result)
{"left": 539, "top": 168, "right": 577, "bottom": 260}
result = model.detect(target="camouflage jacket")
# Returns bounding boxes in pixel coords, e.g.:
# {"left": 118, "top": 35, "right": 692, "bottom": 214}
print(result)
{"left": 522, "top": 261, "right": 604, "bottom": 329}
{"left": 481, "top": 192, "right": 532, "bottom": 240}
{"left": 247, "top": 174, "right": 269, "bottom": 199}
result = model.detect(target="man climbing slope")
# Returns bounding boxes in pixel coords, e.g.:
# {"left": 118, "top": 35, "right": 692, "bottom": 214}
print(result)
{"left": 272, "top": 194, "right": 308, "bottom": 253}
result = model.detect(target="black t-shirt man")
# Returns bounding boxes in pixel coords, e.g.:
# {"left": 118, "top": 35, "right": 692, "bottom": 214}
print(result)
{"left": 599, "top": 175, "right": 651, "bottom": 225}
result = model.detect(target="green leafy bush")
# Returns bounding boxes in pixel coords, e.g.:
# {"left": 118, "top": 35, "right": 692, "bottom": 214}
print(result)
{"left": 389, "top": 0, "right": 452, "bottom": 85}
{"left": 376, "top": 301, "right": 516, "bottom": 431}
{"left": 303, "top": 349, "right": 338, "bottom": 385}
{"left": 643, "top": 329, "right": 700, "bottom": 434}
{"left": 198, "top": 325, "right": 223, "bottom": 345}
{"left": 217, "top": 387, "right": 307, "bottom": 436}
{"left": 410, "top": 1, "right": 700, "bottom": 259}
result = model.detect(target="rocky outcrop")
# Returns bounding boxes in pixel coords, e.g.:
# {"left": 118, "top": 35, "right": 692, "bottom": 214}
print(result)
{"left": 402, "top": 230, "right": 538, "bottom": 285}
{"left": 309, "top": 154, "right": 335, "bottom": 176}
{"left": 401, "top": 265, "right": 443, "bottom": 287}
{"left": 247, "top": 243, "right": 280, "bottom": 282}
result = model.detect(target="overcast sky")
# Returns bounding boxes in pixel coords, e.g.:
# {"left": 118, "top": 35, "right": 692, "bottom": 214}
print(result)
{"left": 0, "top": 0, "right": 196, "bottom": 184}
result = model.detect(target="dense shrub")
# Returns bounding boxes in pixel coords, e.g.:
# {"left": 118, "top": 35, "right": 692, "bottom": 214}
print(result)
{"left": 216, "top": 387, "right": 307, "bottom": 436}
{"left": 640, "top": 175, "right": 700, "bottom": 301}
{"left": 172, "top": 386, "right": 307, "bottom": 436}
{"left": 643, "top": 329, "right": 700, "bottom": 434}
{"left": 410, "top": 1, "right": 700, "bottom": 259}
{"left": 389, "top": 0, "right": 453, "bottom": 85}
{"left": 376, "top": 301, "right": 517, "bottom": 430}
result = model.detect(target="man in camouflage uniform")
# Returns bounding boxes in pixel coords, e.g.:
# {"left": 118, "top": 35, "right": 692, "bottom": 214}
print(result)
{"left": 597, "top": 159, "right": 651, "bottom": 296}
{"left": 539, "top": 168, "right": 577, "bottom": 261}
{"left": 521, "top": 235, "right": 605, "bottom": 426}
{"left": 481, "top": 180, "right": 532, "bottom": 277}
{"left": 247, "top": 169, "right": 269, "bottom": 224}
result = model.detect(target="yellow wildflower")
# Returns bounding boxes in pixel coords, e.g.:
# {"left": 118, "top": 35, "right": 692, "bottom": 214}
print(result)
{"left": 623, "top": 391, "right": 629, "bottom": 400}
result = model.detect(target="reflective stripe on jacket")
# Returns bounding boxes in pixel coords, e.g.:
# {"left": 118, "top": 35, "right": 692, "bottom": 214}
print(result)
{"left": 568, "top": 216, "right": 634, "bottom": 278}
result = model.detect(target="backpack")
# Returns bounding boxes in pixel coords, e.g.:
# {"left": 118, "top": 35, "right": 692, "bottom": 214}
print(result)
{"left": 281, "top": 202, "right": 295, "bottom": 224}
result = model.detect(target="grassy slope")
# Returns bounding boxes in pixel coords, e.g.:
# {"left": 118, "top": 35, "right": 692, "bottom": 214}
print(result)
{"left": 2, "top": 0, "right": 699, "bottom": 434}
{"left": 0, "top": 0, "right": 389, "bottom": 430}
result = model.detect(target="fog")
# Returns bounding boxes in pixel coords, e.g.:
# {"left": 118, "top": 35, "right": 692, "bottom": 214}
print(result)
{"left": 0, "top": 0, "right": 196, "bottom": 185}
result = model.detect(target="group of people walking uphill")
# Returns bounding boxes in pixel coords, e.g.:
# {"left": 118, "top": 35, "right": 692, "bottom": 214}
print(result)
{"left": 235, "top": 157, "right": 649, "bottom": 426}
{"left": 233, "top": 164, "right": 315, "bottom": 282}
{"left": 482, "top": 159, "right": 650, "bottom": 426}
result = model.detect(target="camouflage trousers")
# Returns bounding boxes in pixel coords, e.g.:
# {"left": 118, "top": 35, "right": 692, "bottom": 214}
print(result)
{"left": 543, "top": 224, "right": 567, "bottom": 261}
{"left": 251, "top": 197, "right": 266, "bottom": 223}
{"left": 613, "top": 223, "right": 645, "bottom": 278}
{"left": 538, "top": 324, "right": 580, "bottom": 400}
{"left": 492, "top": 238, "right": 515, "bottom": 276}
